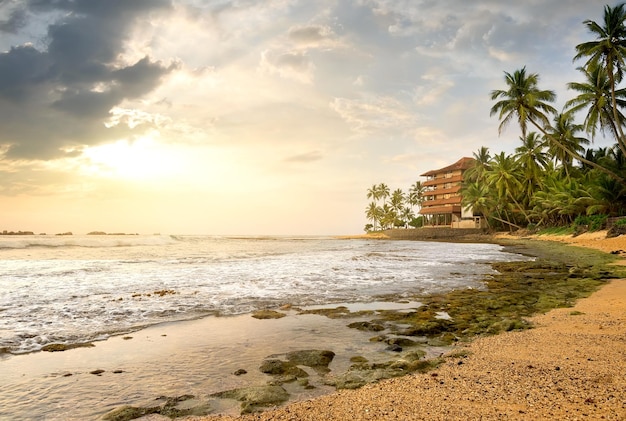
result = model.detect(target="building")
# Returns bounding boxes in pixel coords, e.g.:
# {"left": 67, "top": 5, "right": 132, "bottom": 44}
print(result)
{"left": 419, "top": 157, "right": 482, "bottom": 228}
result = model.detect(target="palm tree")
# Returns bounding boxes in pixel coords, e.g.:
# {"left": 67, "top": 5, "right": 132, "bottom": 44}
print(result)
{"left": 514, "top": 132, "right": 549, "bottom": 198}
{"left": 490, "top": 67, "right": 557, "bottom": 138}
{"left": 380, "top": 203, "right": 396, "bottom": 230}
{"left": 574, "top": 3, "right": 626, "bottom": 156}
{"left": 367, "top": 184, "right": 380, "bottom": 204}
{"left": 365, "top": 202, "right": 382, "bottom": 231}
{"left": 377, "top": 183, "right": 390, "bottom": 205}
{"left": 461, "top": 181, "right": 495, "bottom": 228}
{"left": 464, "top": 146, "right": 491, "bottom": 183}
{"left": 389, "top": 189, "right": 405, "bottom": 214}
{"left": 407, "top": 181, "right": 425, "bottom": 213}
{"left": 491, "top": 67, "right": 625, "bottom": 185}
{"left": 544, "top": 113, "right": 589, "bottom": 178}
{"left": 400, "top": 207, "right": 415, "bottom": 228}
{"left": 485, "top": 152, "right": 529, "bottom": 225}
{"left": 566, "top": 63, "right": 626, "bottom": 145}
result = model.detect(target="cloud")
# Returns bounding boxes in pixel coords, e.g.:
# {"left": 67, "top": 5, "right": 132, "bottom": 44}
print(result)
{"left": 0, "top": 5, "right": 27, "bottom": 33}
{"left": 259, "top": 49, "right": 315, "bottom": 84}
{"left": 283, "top": 150, "right": 325, "bottom": 163}
{"left": 330, "top": 95, "right": 418, "bottom": 135}
{"left": 0, "top": 0, "right": 175, "bottom": 159}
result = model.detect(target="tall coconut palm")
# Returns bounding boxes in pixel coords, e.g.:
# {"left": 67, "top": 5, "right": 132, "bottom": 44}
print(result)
{"left": 574, "top": 3, "right": 626, "bottom": 156}
{"left": 407, "top": 181, "right": 425, "bottom": 213}
{"left": 464, "top": 146, "right": 491, "bottom": 183}
{"left": 566, "top": 63, "right": 626, "bottom": 144}
{"left": 367, "top": 184, "right": 380, "bottom": 204}
{"left": 377, "top": 183, "right": 390, "bottom": 205}
{"left": 490, "top": 67, "right": 557, "bottom": 138}
{"left": 365, "top": 202, "right": 381, "bottom": 231}
{"left": 389, "top": 189, "right": 405, "bottom": 215}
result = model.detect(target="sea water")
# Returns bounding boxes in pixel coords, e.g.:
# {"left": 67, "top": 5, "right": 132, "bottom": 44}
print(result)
{"left": 0, "top": 235, "right": 528, "bottom": 419}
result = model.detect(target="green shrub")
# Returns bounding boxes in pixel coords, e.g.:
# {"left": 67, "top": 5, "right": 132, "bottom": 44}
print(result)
{"left": 588, "top": 214, "right": 607, "bottom": 231}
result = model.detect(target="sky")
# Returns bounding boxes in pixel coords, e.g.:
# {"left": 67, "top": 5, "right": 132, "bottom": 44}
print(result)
{"left": 0, "top": 0, "right": 617, "bottom": 235}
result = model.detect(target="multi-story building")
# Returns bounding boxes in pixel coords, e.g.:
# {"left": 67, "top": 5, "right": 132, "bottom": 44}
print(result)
{"left": 419, "top": 157, "right": 482, "bottom": 228}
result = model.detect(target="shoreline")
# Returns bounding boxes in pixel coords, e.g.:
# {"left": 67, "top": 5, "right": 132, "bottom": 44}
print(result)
{"left": 194, "top": 230, "right": 626, "bottom": 421}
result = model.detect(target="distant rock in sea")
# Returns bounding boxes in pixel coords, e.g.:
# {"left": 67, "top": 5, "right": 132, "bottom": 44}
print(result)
{"left": 55, "top": 232, "right": 73, "bottom": 236}
{"left": 1, "top": 230, "right": 35, "bottom": 235}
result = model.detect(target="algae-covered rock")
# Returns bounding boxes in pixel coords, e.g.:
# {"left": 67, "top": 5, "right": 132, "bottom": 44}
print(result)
{"left": 286, "top": 349, "right": 335, "bottom": 368}
{"left": 211, "top": 385, "right": 289, "bottom": 414}
{"left": 101, "top": 395, "right": 211, "bottom": 421}
{"left": 347, "top": 321, "right": 385, "bottom": 331}
{"left": 251, "top": 310, "right": 286, "bottom": 319}
{"left": 41, "top": 342, "right": 95, "bottom": 352}
{"left": 384, "top": 337, "right": 417, "bottom": 347}
{"left": 259, "top": 359, "right": 308, "bottom": 377}
{"left": 102, "top": 405, "right": 159, "bottom": 421}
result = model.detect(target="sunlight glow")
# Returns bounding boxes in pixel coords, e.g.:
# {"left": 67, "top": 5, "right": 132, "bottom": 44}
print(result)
{"left": 82, "top": 137, "right": 181, "bottom": 181}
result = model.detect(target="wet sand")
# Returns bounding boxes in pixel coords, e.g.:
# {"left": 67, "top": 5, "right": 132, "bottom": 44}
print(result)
{"left": 190, "top": 231, "right": 626, "bottom": 421}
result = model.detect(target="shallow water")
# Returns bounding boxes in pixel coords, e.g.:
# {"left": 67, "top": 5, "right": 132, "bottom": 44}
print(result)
{"left": 1, "top": 303, "right": 449, "bottom": 420}
{"left": 0, "top": 235, "right": 529, "bottom": 419}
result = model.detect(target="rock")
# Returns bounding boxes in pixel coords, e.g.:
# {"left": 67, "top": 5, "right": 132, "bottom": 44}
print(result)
{"left": 102, "top": 395, "right": 212, "bottom": 420}
{"left": 607, "top": 224, "right": 626, "bottom": 238}
{"left": 286, "top": 350, "right": 335, "bottom": 368}
{"left": 41, "top": 342, "right": 95, "bottom": 352}
{"left": 384, "top": 337, "right": 417, "bottom": 347}
{"left": 211, "top": 385, "right": 289, "bottom": 414}
{"left": 233, "top": 369, "right": 247, "bottom": 376}
{"left": 251, "top": 310, "right": 286, "bottom": 319}
{"left": 102, "top": 405, "right": 159, "bottom": 421}
{"left": 385, "top": 344, "right": 403, "bottom": 352}
{"left": 259, "top": 359, "right": 308, "bottom": 377}
{"left": 347, "top": 321, "right": 385, "bottom": 331}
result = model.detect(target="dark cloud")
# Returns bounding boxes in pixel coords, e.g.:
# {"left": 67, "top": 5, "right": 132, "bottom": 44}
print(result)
{"left": 0, "top": 0, "right": 174, "bottom": 160}
{"left": 0, "top": 6, "right": 27, "bottom": 33}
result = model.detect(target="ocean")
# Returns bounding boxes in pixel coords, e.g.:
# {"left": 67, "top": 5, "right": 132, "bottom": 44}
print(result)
{"left": 0, "top": 234, "right": 528, "bottom": 419}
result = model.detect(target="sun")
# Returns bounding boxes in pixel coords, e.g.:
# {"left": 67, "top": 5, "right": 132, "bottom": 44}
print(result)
{"left": 82, "top": 136, "right": 180, "bottom": 181}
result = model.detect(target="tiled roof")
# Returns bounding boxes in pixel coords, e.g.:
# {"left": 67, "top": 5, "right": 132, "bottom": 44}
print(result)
{"left": 420, "top": 157, "right": 475, "bottom": 177}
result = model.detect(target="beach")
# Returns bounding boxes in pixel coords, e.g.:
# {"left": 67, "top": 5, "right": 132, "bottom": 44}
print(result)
{"left": 189, "top": 231, "right": 626, "bottom": 421}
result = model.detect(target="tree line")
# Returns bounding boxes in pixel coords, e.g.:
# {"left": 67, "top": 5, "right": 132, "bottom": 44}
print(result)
{"left": 464, "top": 3, "right": 626, "bottom": 230}
{"left": 364, "top": 182, "right": 425, "bottom": 232}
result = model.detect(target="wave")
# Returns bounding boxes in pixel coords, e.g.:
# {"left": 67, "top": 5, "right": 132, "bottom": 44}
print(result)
{"left": 0, "top": 234, "right": 178, "bottom": 249}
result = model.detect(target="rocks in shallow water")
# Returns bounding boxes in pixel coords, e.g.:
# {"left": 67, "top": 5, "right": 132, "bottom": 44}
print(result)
{"left": 251, "top": 310, "right": 286, "bottom": 319}
{"left": 102, "top": 395, "right": 211, "bottom": 421}
{"left": 347, "top": 321, "right": 385, "bottom": 331}
{"left": 286, "top": 349, "right": 335, "bottom": 368}
{"left": 233, "top": 368, "right": 247, "bottom": 376}
{"left": 41, "top": 342, "right": 95, "bottom": 352}
{"left": 385, "top": 337, "right": 417, "bottom": 347}
{"left": 259, "top": 359, "right": 308, "bottom": 378}
{"left": 211, "top": 385, "right": 289, "bottom": 414}
{"left": 102, "top": 405, "right": 159, "bottom": 421}
{"left": 326, "top": 353, "right": 442, "bottom": 390}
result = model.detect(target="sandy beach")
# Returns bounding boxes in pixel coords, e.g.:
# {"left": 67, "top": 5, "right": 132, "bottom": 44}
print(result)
{"left": 186, "top": 231, "right": 626, "bottom": 421}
